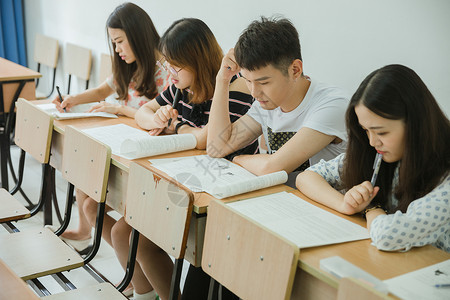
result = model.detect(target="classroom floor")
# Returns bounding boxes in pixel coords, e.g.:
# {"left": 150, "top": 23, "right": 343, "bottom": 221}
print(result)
{"left": 3, "top": 144, "right": 190, "bottom": 298}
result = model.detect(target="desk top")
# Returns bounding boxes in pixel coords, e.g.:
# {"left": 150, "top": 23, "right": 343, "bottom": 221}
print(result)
{"left": 53, "top": 114, "right": 294, "bottom": 213}
{"left": 291, "top": 190, "right": 450, "bottom": 286}
{"left": 0, "top": 258, "right": 39, "bottom": 299}
{"left": 0, "top": 57, "right": 41, "bottom": 82}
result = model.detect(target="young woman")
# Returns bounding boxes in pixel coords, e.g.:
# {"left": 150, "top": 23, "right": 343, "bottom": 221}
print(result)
{"left": 296, "top": 64, "right": 450, "bottom": 253}
{"left": 51, "top": 3, "right": 169, "bottom": 297}
{"left": 111, "top": 18, "right": 257, "bottom": 300}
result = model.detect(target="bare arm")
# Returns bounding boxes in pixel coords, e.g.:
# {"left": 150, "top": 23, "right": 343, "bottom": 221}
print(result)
{"left": 134, "top": 99, "right": 164, "bottom": 130}
{"left": 177, "top": 123, "right": 208, "bottom": 150}
{"left": 207, "top": 49, "right": 262, "bottom": 157}
{"left": 51, "top": 81, "right": 113, "bottom": 112}
{"left": 296, "top": 170, "right": 380, "bottom": 215}
{"left": 234, "top": 127, "right": 335, "bottom": 175}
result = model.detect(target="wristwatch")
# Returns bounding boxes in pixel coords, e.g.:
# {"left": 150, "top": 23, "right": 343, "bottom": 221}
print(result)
{"left": 362, "top": 204, "right": 386, "bottom": 219}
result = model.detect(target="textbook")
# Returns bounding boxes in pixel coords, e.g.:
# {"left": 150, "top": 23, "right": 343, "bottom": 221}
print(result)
{"left": 82, "top": 124, "right": 197, "bottom": 160}
{"left": 149, "top": 155, "right": 288, "bottom": 198}
{"left": 36, "top": 103, "right": 118, "bottom": 120}
{"left": 227, "top": 192, "right": 370, "bottom": 248}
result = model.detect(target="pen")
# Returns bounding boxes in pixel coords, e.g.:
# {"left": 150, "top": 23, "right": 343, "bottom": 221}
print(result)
{"left": 168, "top": 88, "right": 181, "bottom": 127}
{"left": 56, "top": 86, "right": 66, "bottom": 112}
{"left": 435, "top": 284, "right": 450, "bottom": 288}
{"left": 370, "top": 152, "right": 383, "bottom": 186}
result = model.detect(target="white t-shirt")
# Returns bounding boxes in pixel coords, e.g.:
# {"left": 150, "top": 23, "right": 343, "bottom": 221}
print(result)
{"left": 246, "top": 77, "right": 349, "bottom": 166}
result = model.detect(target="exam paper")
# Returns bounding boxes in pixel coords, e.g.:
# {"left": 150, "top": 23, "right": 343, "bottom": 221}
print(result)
{"left": 37, "top": 103, "right": 118, "bottom": 119}
{"left": 227, "top": 192, "right": 370, "bottom": 248}
{"left": 384, "top": 259, "right": 450, "bottom": 300}
{"left": 149, "top": 155, "right": 287, "bottom": 197}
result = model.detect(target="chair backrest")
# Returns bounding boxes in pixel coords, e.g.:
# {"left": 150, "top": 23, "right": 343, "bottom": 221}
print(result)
{"left": 202, "top": 199, "right": 299, "bottom": 300}
{"left": 64, "top": 43, "right": 92, "bottom": 81}
{"left": 98, "top": 53, "right": 112, "bottom": 83}
{"left": 14, "top": 98, "right": 54, "bottom": 164}
{"left": 61, "top": 125, "right": 111, "bottom": 203}
{"left": 34, "top": 34, "right": 59, "bottom": 68}
{"left": 125, "top": 162, "right": 194, "bottom": 259}
{"left": 337, "top": 277, "right": 389, "bottom": 300}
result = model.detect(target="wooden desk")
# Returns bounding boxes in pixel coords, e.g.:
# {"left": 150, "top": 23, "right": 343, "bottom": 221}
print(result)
{"left": 47, "top": 114, "right": 293, "bottom": 266}
{"left": 0, "top": 258, "right": 39, "bottom": 299}
{"left": 288, "top": 190, "right": 450, "bottom": 299}
{"left": 0, "top": 58, "right": 41, "bottom": 189}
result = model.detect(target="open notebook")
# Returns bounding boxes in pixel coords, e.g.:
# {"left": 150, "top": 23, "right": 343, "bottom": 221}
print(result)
{"left": 149, "top": 155, "right": 288, "bottom": 199}
{"left": 36, "top": 102, "right": 118, "bottom": 120}
{"left": 82, "top": 124, "right": 197, "bottom": 160}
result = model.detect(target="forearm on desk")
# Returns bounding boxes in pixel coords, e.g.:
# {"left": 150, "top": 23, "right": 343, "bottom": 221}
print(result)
{"left": 72, "top": 82, "right": 113, "bottom": 105}
{"left": 178, "top": 124, "right": 208, "bottom": 150}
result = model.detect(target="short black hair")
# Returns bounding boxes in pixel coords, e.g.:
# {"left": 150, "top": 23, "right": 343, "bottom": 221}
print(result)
{"left": 235, "top": 16, "right": 302, "bottom": 75}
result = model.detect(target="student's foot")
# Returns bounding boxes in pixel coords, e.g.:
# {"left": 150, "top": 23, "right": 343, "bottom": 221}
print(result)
{"left": 44, "top": 226, "right": 92, "bottom": 255}
{"left": 132, "top": 289, "right": 158, "bottom": 300}
{"left": 60, "top": 229, "right": 92, "bottom": 241}
{"left": 116, "top": 282, "right": 133, "bottom": 297}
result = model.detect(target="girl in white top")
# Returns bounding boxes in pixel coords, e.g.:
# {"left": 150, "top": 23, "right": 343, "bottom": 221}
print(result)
{"left": 296, "top": 64, "right": 450, "bottom": 253}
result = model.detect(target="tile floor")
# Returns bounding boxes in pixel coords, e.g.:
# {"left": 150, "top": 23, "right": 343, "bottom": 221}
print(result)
{"left": 4, "top": 145, "right": 190, "bottom": 298}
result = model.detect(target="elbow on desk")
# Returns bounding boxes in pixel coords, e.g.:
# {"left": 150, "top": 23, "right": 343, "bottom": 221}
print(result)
{"left": 206, "top": 142, "right": 229, "bottom": 158}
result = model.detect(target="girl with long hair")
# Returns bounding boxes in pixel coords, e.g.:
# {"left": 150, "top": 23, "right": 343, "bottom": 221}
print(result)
{"left": 296, "top": 64, "right": 450, "bottom": 253}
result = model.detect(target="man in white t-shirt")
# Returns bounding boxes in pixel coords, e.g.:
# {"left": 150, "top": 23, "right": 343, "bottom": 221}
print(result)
{"left": 207, "top": 17, "right": 348, "bottom": 185}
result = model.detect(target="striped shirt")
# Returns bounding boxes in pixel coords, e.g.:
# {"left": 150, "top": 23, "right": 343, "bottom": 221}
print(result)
{"left": 156, "top": 76, "right": 259, "bottom": 157}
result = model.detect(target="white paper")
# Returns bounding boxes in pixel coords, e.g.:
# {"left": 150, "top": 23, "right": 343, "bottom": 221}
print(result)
{"left": 384, "top": 259, "right": 450, "bottom": 300}
{"left": 227, "top": 192, "right": 370, "bottom": 248}
{"left": 36, "top": 102, "right": 118, "bottom": 119}
{"left": 82, "top": 124, "right": 196, "bottom": 159}
{"left": 149, "top": 155, "right": 288, "bottom": 197}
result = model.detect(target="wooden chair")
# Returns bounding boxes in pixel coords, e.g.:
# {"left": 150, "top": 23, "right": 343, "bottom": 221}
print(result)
{"left": 202, "top": 199, "right": 299, "bottom": 300}
{"left": 337, "top": 277, "right": 390, "bottom": 300}
{"left": 64, "top": 43, "right": 92, "bottom": 94}
{"left": 42, "top": 282, "right": 127, "bottom": 300}
{"left": 0, "top": 98, "right": 54, "bottom": 226}
{"left": 0, "top": 258, "right": 39, "bottom": 300}
{"left": 34, "top": 34, "right": 59, "bottom": 99}
{"left": 0, "top": 125, "right": 110, "bottom": 280}
{"left": 98, "top": 53, "right": 112, "bottom": 84}
{"left": 122, "top": 162, "right": 194, "bottom": 299}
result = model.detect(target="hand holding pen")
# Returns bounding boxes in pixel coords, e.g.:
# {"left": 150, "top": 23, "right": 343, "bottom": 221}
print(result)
{"left": 167, "top": 88, "right": 181, "bottom": 127}
{"left": 56, "top": 86, "right": 66, "bottom": 112}
{"left": 341, "top": 153, "right": 383, "bottom": 214}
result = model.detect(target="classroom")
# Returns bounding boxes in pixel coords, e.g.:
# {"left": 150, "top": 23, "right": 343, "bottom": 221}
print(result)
{"left": 1, "top": 0, "right": 449, "bottom": 299}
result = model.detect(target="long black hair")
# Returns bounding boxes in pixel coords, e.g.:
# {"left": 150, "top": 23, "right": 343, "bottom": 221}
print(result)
{"left": 106, "top": 2, "right": 160, "bottom": 100}
{"left": 344, "top": 64, "right": 450, "bottom": 212}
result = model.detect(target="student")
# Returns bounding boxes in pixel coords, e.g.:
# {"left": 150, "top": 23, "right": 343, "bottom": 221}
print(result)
{"left": 51, "top": 2, "right": 169, "bottom": 297}
{"left": 296, "top": 64, "right": 450, "bottom": 253}
{"left": 207, "top": 17, "right": 348, "bottom": 186}
{"left": 111, "top": 18, "right": 257, "bottom": 300}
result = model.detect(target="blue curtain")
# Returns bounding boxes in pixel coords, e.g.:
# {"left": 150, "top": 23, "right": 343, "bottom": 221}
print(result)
{"left": 0, "top": 0, "right": 27, "bottom": 66}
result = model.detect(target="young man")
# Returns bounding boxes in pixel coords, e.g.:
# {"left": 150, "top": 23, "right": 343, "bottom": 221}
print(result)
{"left": 207, "top": 17, "right": 349, "bottom": 185}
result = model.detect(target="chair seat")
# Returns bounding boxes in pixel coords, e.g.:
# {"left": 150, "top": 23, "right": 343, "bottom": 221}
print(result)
{"left": 0, "top": 227, "right": 84, "bottom": 280}
{"left": 0, "top": 188, "right": 30, "bottom": 222}
{"left": 42, "top": 282, "right": 128, "bottom": 300}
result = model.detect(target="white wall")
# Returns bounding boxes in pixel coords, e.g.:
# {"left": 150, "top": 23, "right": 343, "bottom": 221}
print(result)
{"left": 24, "top": 0, "right": 450, "bottom": 115}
